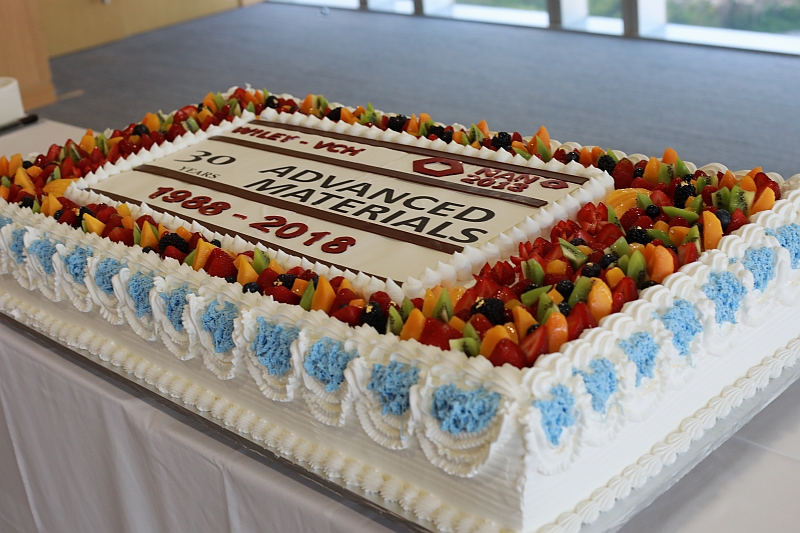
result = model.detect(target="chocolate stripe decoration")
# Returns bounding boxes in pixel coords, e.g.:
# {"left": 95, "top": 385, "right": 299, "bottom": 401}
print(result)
{"left": 251, "top": 119, "right": 589, "bottom": 185}
{"left": 209, "top": 136, "right": 548, "bottom": 209}
{"left": 133, "top": 164, "right": 464, "bottom": 255}
{"left": 93, "top": 187, "right": 399, "bottom": 284}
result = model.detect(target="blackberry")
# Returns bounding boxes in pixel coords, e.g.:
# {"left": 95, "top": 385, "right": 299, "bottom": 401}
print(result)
{"left": 645, "top": 204, "right": 661, "bottom": 219}
{"left": 427, "top": 125, "right": 444, "bottom": 138}
{"left": 265, "top": 95, "right": 280, "bottom": 109}
{"left": 470, "top": 297, "right": 505, "bottom": 326}
{"left": 53, "top": 209, "right": 64, "bottom": 221}
{"left": 626, "top": 226, "right": 651, "bottom": 245}
{"left": 565, "top": 151, "right": 580, "bottom": 163}
{"left": 360, "top": 302, "right": 387, "bottom": 332}
{"left": 242, "top": 282, "right": 261, "bottom": 294}
{"left": 326, "top": 107, "right": 342, "bottom": 122}
{"left": 225, "top": 275, "right": 237, "bottom": 284}
{"left": 22, "top": 160, "right": 32, "bottom": 169}
{"left": 597, "top": 155, "right": 616, "bottom": 174}
{"left": 19, "top": 196, "right": 34, "bottom": 209}
{"left": 633, "top": 167, "right": 645, "bottom": 178}
{"left": 641, "top": 280, "right": 658, "bottom": 289}
{"left": 526, "top": 324, "right": 540, "bottom": 336}
{"left": 210, "top": 239, "right": 221, "bottom": 247}
{"left": 132, "top": 124, "right": 150, "bottom": 136}
{"left": 439, "top": 130, "right": 453, "bottom": 144}
{"left": 159, "top": 232, "right": 189, "bottom": 254}
{"left": 142, "top": 246, "right": 156, "bottom": 254}
{"left": 673, "top": 183, "right": 695, "bottom": 210}
{"left": 599, "top": 253, "right": 617, "bottom": 269}
{"left": 557, "top": 302, "right": 571, "bottom": 316}
{"left": 715, "top": 209, "right": 731, "bottom": 231}
{"left": 582, "top": 263, "right": 602, "bottom": 278}
{"left": 682, "top": 174, "right": 694, "bottom": 183}
{"left": 570, "top": 237, "right": 587, "bottom": 247}
{"left": 386, "top": 114, "right": 407, "bottom": 132}
{"left": 491, "top": 132, "right": 512, "bottom": 150}
{"left": 555, "top": 279, "right": 574, "bottom": 299}
{"left": 275, "top": 273, "right": 296, "bottom": 289}
{"left": 79, "top": 206, "right": 94, "bottom": 219}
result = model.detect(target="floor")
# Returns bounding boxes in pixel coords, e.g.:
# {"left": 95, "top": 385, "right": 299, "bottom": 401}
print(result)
{"left": 36, "top": 2, "right": 800, "bottom": 181}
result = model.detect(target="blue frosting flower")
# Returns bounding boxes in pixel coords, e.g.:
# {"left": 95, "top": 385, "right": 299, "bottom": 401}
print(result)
{"left": 533, "top": 385, "right": 576, "bottom": 446}
{"left": 574, "top": 358, "right": 617, "bottom": 413}
{"left": 29, "top": 239, "right": 58, "bottom": 275}
{"left": 619, "top": 331, "right": 659, "bottom": 386}
{"left": 0, "top": 216, "right": 12, "bottom": 229}
{"left": 368, "top": 361, "right": 419, "bottom": 416}
{"left": 771, "top": 224, "right": 800, "bottom": 268}
{"left": 95, "top": 258, "right": 123, "bottom": 296}
{"left": 127, "top": 272, "right": 155, "bottom": 318}
{"left": 303, "top": 337, "right": 357, "bottom": 393}
{"left": 252, "top": 317, "right": 298, "bottom": 377}
{"left": 161, "top": 285, "right": 190, "bottom": 332}
{"left": 64, "top": 246, "right": 92, "bottom": 284}
{"left": 742, "top": 247, "right": 775, "bottom": 292}
{"left": 702, "top": 271, "right": 747, "bottom": 324}
{"left": 431, "top": 383, "right": 500, "bottom": 435}
{"left": 10, "top": 228, "right": 25, "bottom": 264}
{"left": 201, "top": 301, "right": 238, "bottom": 353}
{"left": 660, "top": 299, "right": 703, "bottom": 356}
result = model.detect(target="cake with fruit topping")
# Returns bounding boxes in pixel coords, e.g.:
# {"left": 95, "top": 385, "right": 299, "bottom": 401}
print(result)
{"left": 0, "top": 86, "right": 798, "bottom": 533}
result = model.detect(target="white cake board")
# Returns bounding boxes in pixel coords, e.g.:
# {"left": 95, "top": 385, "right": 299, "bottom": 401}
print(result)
{"left": 2, "top": 307, "right": 797, "bottom": 533}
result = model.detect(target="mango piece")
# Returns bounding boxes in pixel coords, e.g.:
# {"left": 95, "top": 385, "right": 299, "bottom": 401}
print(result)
{"left": 338, "top": 278, "right": 354, "bottom": 294}
{"left": 291, "top": 278, "right": 309, "bottom": 297}
{"left": 546, "top": 312, "right": 568, "bottom": 353}
{"left": 702, "top": 210, "right": 723, "bottom": 251}
{"left": 191, "top": 240, "right": 215, "bottom": 271}
{"left": 513, "top": 306, "right": 536, "bottom": 337}
{"left": 349, "top": 299, "right": 366, "bottom": 309}
{"left": 0, "top": 156, "right": 8, "bottom": 177}
{"left": 406, "top": 115, "right": 419, "bottom": 136}
{"left": 83, "top": 214, "right": 105, "bottom": 235}
{"left": 157, "top": 223, "right": 168, "bottom": 238}
{"left": 79, "top": 130, "right": 96, "bottom": 154}
{"left": 608, "top": 188, "right": 651, "bottom": 218}
{"left": 116, "top": 203, "right": 131, "bottom": 217}
{"left": 449, "top": 286, "right": 466, "bottom": 307}
{"left": 547, "top": 288, "right": 564, "bottom": 305}
{"left": 605, "top": 267, "right": 625, "bottom": 289}
{"left": 661, "top": 147, "right": 678, "bottom": 165}
{"left": 121, "top": 216, "right": 135, "bottom": 230}
{"left": 234, "top": 256, "right": 258, "bottom": 286}
{"left": 643, "top": 157, "right": 660, "bottom": 184}
{"left": 267, "top": 258, "right": 285, "bottom": 275}
{"left": 142, "top": 112, "right": 161, "bottom": 133}
{"left": 739, "top": 175, "right": 757, "bottom": 193}
{"left": 669, "top": 226, "right": 691, "bottom": 247}
{"left": 475, "top": 119, "right": 490, "bottom": 139}
{"left": 504, "top": 323, "right": 519, "bottom": 344}
{"left": 46, "top": 195, "right": 63, "bottom": 218}
{"left": 8, "top": 154, "right": 22, "bottom": 177}
{"left": 14, "top": 167, "right": 35, "bottom": 194}
{"left": 0, "top": 185, "right": 9, "bottom": 200}
{"left": 452, "top": 130, "right": 464, "bottom": 144}
{"left": 653, "top": 220, "right": 670, "bottom": 233}
{"left": 400, "top": 308, "right": 426, "bottom": 341}
{"left": 340, "top": 107, "right": 356, "bottom": 125}
{"left": 311, "top": 276, "right": 335, "bottom": 314}
{"left": 448, "top": 316, "right": 466, "bottom": 333}
{"left": 26, "top": 166, "right": 41, "bottom": 179}
{"left": 588, "top": 279, "right": 613, "bottom": 322}
{"left": 751, "top": 186, "right": 776, "bottom": 215}
{"left": 546, "top": 259, "right": 568, "bottom": 276}
{"left": 480, "top": 325, "right": 513, "bottom": 357}
{"left": 422, "top": 288, "right": 438, "bottom": 317}
{"left": 504, "top": 299, "right": 522, "bottom": 309}
{"left": 139, "top": 223, "right": 160, "bottom": 250}
{"left": 649, "top": 246, "right": 675, "bottom": 284}
{"left": 299, "top": 94, "right": 314, "bottom": 115}
{"left": 42, "top": 178, "right": 77, "bottom": 197}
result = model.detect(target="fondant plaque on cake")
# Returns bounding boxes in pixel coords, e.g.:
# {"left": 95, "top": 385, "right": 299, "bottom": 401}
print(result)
{"left": 94, "top": 121, "right": 588, "bottom": 282}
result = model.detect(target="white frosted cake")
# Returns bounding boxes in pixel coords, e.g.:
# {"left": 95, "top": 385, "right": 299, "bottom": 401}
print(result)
{"left": 1, "top": 86, "right": 799, "bottom": 533}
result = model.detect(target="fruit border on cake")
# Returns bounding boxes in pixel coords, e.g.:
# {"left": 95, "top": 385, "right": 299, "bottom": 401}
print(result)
{"left": 1, "top": 86, "right": 798, "bottom": 532}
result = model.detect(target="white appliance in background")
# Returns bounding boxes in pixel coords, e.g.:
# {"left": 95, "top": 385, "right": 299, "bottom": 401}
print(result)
{"left": 0, "top": 77, "right": 26, "bottom": 129}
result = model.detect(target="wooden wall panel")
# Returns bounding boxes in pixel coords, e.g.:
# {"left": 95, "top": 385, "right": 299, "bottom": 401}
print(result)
{"left": 0, "top": 0, "right": 56, "bottom": 110}
{"left": 37, "top": 0, "right": 241, "bottom": 58}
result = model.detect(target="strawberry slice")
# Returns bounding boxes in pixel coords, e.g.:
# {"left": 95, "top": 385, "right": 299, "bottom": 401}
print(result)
{"left": 489, "top": 338, "right": 526, "bottom": 368}
{"left": 56, "top": 209, "right": 77, "bottom": 226}
{"left": 473, "top": 277, "right": 500, "bottom": 299}
{"left": 649, "top": 190, "right": 672, "bottom": 208}
{"left": 754, "top": 172, "right": 781, "bottom": 201}
{"left": 256, "top": 268, "right": 280, "bottom": 293}
{"left": 701, "top": 185, "right": 718, "bottom": 207}
{"left": 163, "top": 245, "right": 187, "bottom": 263}
{"left": 136, "top": 214, "right": 156, "bottom": 229}
{"left": 677, "top": 242, "right": 699, "bottom": 266}
{"left": 620, "top": 207, "right": 646, "bottom": 231}
{"left": 418, "top": 318, "right": 461, "bottom": 351}
{"left": 106, "top": 227, "right": 134, "bottom": 247}
{"left": 368, "top": 291, "right": 394, "bottom": 314}
{"left": 491, "top": 261, "right": 516, "bottom": 286}
{"left": 206, "top": 255, "right": 237, "bottom": 278}
{"left": 101, "top": 214, "right": 124, "bottom": 238}
{"left": 611, "top": 158, "right": 634, "bottom": 189}
{"left": 268, "top": 285, "right": 301, "bottom": 305}
{"left": 633, "top": 215, "right": 654, "bottom": 229}
{"left": 493, "top": 286, "right": 517, "bottom": 304}
{"left": 331, "top": 288, "right": 358, "bottom": 312}
{"left": 595, "top": 223, "right": 625, "bottom": 247}
{"left": 453, "top": 287, "right": 478, "bottom": 315}
{"left": 519, "top": 326, "right": 548, "bottom": 366}
{"left": 286, "top": 266, "right": 305, "bottom": 276}
{"left": 468, "top": 314, "right": 493, "bottom": 339}
{"left": 727, "top": 208, "right": 747, "bottom": 234}
{"left": 630, "top": 177, "right": 654, "bottom": 191}
{"left": 611, "top": 277, "right": 637, "bottom": 314}
{"left": 331, "top": 304, "right": 361, "bottom": 327}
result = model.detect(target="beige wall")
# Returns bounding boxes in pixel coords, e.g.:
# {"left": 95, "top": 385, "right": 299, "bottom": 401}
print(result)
{"left": 0, "top": 0, "right": 56, "bottom": 110}
{"left": 37, "top": 0, "right": 244, "bottom": 58}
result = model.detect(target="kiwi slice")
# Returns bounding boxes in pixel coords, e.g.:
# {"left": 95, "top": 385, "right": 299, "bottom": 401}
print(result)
{"left": 462, "top": 322, "right": 479, "bottom": 341}
{"left": 636, "top": 192, "right": 654, "bottom": 209}
{"left": 299, "top": 282, "right": 315, "bottom": 312}
{"left": 606, "top": 149, "right": 619, "bottom": 163}
{"left": 537, "top": 292, "right": 555, "bottom": 324}
{"left": 647, "top": 228, "right": 672, "bottom": 245}
{"left": 133, "top": 223, "right": 142, "bottom": 246}
{"left": 658, "top": 163, "right": 675, "bottom": 184}
{"left": 689, "top": 195, "right": 703, "bottom": 214}
{"left": 522, "top": 285, "right": 552, "bottom": 307}
{"left": 662, "top": 206, "right": 700, "bottom": 224}
{"left": 183, "top": 249, "right": 196, "bottom": 267}
{"left": 728, "top": 184, "right": 754, "bottom": 216}
{"left": 526, "top": 258, "right": 545, "bottom": 286}
{"left": 400, "top": 297, "right": 416, "bottom": 321}
{"left": 610, "top": 236, "right": 632, "bottom": 258}
{"left": 608, "top": 206, "right": 624, "bottom": 233}
{"left": 682, "top": 226, "right": 701, "bottom": 255}
{"left": 627, "top": 249, "right": 648, "bottom": 288}
{"left": 387, "top": 307, "right": 404, "bottom": 335}
{"left": 449, "top": 337, "right": 480, "bottom": 357}
{"left": 617, "top": 254, "right": 630, "bottom": 275}
{"left": 432, "top": 290, "right": 454, "bottom": 322}
{"left": 568, "top": 276, "right": 593, "bottom": 307}
{"left": 695, "top": 175, "right": 710, "bottom": 195}
{"left": 252, "top": 248, "right": 268, "bottom": 274}
{"left": 559, "top": 238, "right": 588, "bottom": 270}
{"left": 712, "top": 187, "right": 730, "bottom": 210}
{"left": 536, "top": 137, "right": 552, "bottom": 162}
{"left": 32, "top": 199, "right": 41, "bottom": 214}
{"left": 675, "top": 157, "right": 691, "bottom": 179}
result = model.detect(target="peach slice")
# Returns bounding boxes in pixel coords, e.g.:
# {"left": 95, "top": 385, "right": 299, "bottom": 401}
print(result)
{"left": 702, "top": 210, "right": 723, "bottom": 250}
{"left": 751, "top": 187, "right": 776, "bottom": 215}
{"left": 579, "top": 147, "right": 593, "bottom": 167}
{"left": 649, "top": 246, "right": 675, "bottom": 284}
{"left": 311, "top": 276, "right": 336, "bottom": 314}
{"left": 608, "top": 187, "right": 651, "bottom": 218}
{"left": 400, "top": 308, "right": 426, "bottom": 342}
{"left": 546, "top": 312, "right": 568, "bottom": 353}
{"left": 719, "top": 170, "right": 737, "bottom": 191}
{"left": 739, "top": 175, "right": 757, "bottom": 192}
{"left": 513, "top": 306, "right": 536, "bottom": 338}
{"left": 669, "top": 226, "right": 691, "bottom": 247}
{"left": 587, "top": 279, "right": 613, "bottom": 322}
{"left": 661, "top": 147, "right": 678, "bottom": 165}
{"left": 643, "top": 157, "right": 660, "bottom": 185}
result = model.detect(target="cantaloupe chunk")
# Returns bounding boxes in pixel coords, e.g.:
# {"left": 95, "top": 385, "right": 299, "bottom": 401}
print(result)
{"left": 702, "top": 210, "right": 723, "bottom": 251}
{"left": 480, "top": 325, "right": 513, "bottom": 357}
{"left": 751, "top": 187, "right": 776, "bottom": 215}
{"left": 719, "top": 170, "right": 737, "bottom": 191}
{"left": 661, "top": 147, "right": 678, "bottom": 165}
{"left": 669, "top": 226, "right": 691, "bottom": 247}
{"left": 291, "top": 278, "right": 309, "bottom": 297}
{"left": 142, "top": 112, "right": 161, "bottom": 133}
{"left": 513, "top": 306, "right": 536, "bottom": 338}
{"left": 400, "top": 308, "right": 426, "bottom": 341}
{"left": 406, "top": 115, "right": 419, "bottom": 136}
{"left": 546, "top": 312, "right": 568, "bottom": 353}
{"left": 476, "top": 119, "right": 490, "bottom": 139}
{"left": 534, "top": 125, "right": 550, "bottom": 150}
{"left": 311, "top": 276, "right": 335, "bottom": 314}
{"left": 42, "top": 178, "right": 77, "bottom": 197}
{"left": 452, "top": 131, "right": 464, "bottom": 144}
{"left": 0, "top": 156, "right": 8, "bottom": 177}
{"left": 448, "top": 316, "right": 466, "bottom": 333}
{"left": 299, "top": 94, "right": 314, "bottom": 115}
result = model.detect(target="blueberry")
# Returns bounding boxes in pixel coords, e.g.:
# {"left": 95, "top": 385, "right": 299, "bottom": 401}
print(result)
{"left": 570, "top": 237, "right": 587, "bottom": 247}
{"left": 641, "top": 280, "right": 658, "bottom": 289}
{"left": 22, "top": 160, "right": 33, "bottom": 169}
{"left": 224, "top": 276, "right": 237, "bottom": 284}
{"left": 142, "top": 246, "right": 156, "bottom": 254}
{"left": 556, "top": 279, "right": 574, "bottom": 299}
{"left": 242, "top": 282, "right": 261, "bottom": 294}
{"left": 557, "top": 301, "right": 571, "bottom": 316}
{"left": 210, "top": 239, "right": 221, "bottom": 247}
{"left": 565, "top": 151, "right": 580, "bottom": 163}
{"left": 526, "top": 324, "right": 540, "bottom": 336}
{"left": 715, "top": 209, "right": 731, "bottom": 232}
{"left": 599, "top": 253, "right": 617, "bottom": 269}
{"left": 326, "top": 107, "right": 342, "bottom": 122}
{"left": 645, "top": 204, "right": 660, "bottom": 219}
{"left": 53, "top": 209, "right": 64, "bottom": 221}
{"left": 265, "top": 95, "right": 280, "bottom": 109}
{"left": 582, "top": 263, "right": 602, "bottom": 278}
{"left": 132, "top": 124, "right": 150, "bottom": 136}
{"left": 633, "top": 167, "right": 645, "bottom": 178}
